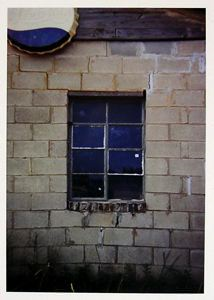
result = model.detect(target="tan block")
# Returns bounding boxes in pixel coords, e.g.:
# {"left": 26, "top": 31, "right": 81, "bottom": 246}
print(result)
{"left": 154, "top": 248, "right": 189, "bottom": 266}
{"left": 58, "top": 41, "right": 107, "bottom": 56}
{"left": 146, "top": 107, "right": 187, "bottom": 124}
{"left": 7, "top": 193, "right": 31, "bottom": 210}
{"left": 12, "top": 72, "right": 47, "bottom": 89}
{"left": 33, "top": 124, "right": 67, "bottom": 140}
{"left": 146, "top": 175, "right": 182, "bottom": 193}
{"left": 157, "top": 57, "right": 190, "bottom": 73}
{"left": 85, "top": 246, "right": 116, "bottom": 263}
{"left": 31, "top": 229, "right": 65, "bottom": 246}
{"left": 181, "top": 142, "right": 189, "bottom": 158}
{"left": 118, "top": 212, "right": 153, "bottom": 228}
{"left": 104, "top": 228, "right": 133, "bottom": 246}
{"left": 7, "top": 107, "right": 15, "bottom": 123}
{"left": 7, "top": 55, "right": 19, "bottom": 72}
{"left": 170, "top": 125, "right": 205, "bottom": 141}
{"left": 190, "top": 213, "right": 205, "bottom": 230}
{"left": 20, "top": 55, "right": 53, "bottom": 71}
{"left": 154, "top": 74, "right": 186, "bottom": 89}
{"left": 154, "top": 211, "right": 189, "bottom": 229}
{"left": 50, "top": 210, "right": 82, "bottom": 227}
{"left": 90, "top": 57, "right": 122, "bottom": 73}
{"left": 14, "top": 211, "right": 48, "bottom": 228}
{"left": 88, "top": 213, "right": 114, "bottom": 227}
{"left": 146, "top": 125, "right": 169, "bottom": 140}
{"left": 145, "top": 193, "right": 170, "bottom": 210}
{"left": 146, "top": 158, "right": 168, "bottom": 175}
{"left": 32, "top": 158, "right": 66, "bottom": 175}
{"left": 66, "top": 228, "right": 99, "bottom": 245}
{"left": 176, "top": 41, "right": 205, "bottom": 56}
{"left": 116, "top": 74, "right": 148, "bottom": 91}
{"left": 7, "top": 229, "right": 30, "bottom": 246}
{"left": 7, "top": 158, "right": 30, "bottom": 175}
{"left": 146, "top": 90, "right": 171, "bottom": 107}
{"left": 189, "top": 108, "right": 205, "bottom": 124}
{"left": 118, "top": 247, "right": 152, "bottom": 264}
{"left": 135, "top": 229, "right": 169, "bottom": 247}
{"left": 51, "top": 107, "right": 67, "bottom": 123}
{"left": 33, "top": 90, "right": 67, "bottom": 106}
{"left": 123, "top": 57, "right": 156, "bottom": 73}
{"left": 50, "top": 175, "right": 67, "bottom": 192}
{"left": 32, "top": 193, "right": 66, "bottom": 210}
{"left": 189, "top": 142, "right": 205, "bottom": 158}
{"left": 7, "top": 124, "right": 32, "bottom": 141}
{"left": 171, "top": 90, "right": 205, "bottom": 106}
{"left": 54, "top": 56, "right": 89, "bottom": 72}
{"left": 186, "top": 74, "right": 205, "bottom": 90}
{"left": 7, "top": 89, "right": 32, "bottom": 106}
{"left": 7, "top": 74, "right": 12, "bottom": 88}
{"left": 171, "top": 230, "right": 204, "bottom": 249}
{"left": 146, "top": 141, "right": 180, "bottom": 157}
{"left": 170, "top": 194, "right": 205, "bottom": 212}
{"left": 82, "top": 74, "right": 114, "bottom": 91}
{"left": 169, "top": 159, "right": 205, "bottom": 176}
{"left": 7, "top": 141, "right": 13, "bottom": 157}
{"left": 7, "top": 176, "right": 14, "bottom": 192}
{"left": 15, "top": 107, "right": 50, "bottom": 123}
{"left": 183, "top": 176, "right": 205, "bottom": 195}
{"left": 48, "top": 73, "right": 81, "bottom": 90}
{"left": 14, "top": 141, "right": 48, "bottom": 157}
{"left": 49, "top": 246, "right": 83, "bottom": 263}
{"left": 15, "top": 176, "right": 49, "bottom": 192}
{"left": 50, "top": 141, "right": 67, "bottom": 157}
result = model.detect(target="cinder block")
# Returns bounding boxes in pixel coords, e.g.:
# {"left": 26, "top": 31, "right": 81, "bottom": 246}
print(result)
{"left": 60, "top": 41, "right": 107, "bottom": 56}
{"left": 189, "top": 142, "right": 205, "bottom": 158}
{"left": 107, "top": 41, "right": 141, "bottom": 56}
{"left": 12, "top": 247, "right": 35, "bottom": 265}
{"left": 104, "top": 228, "right": 133, "bottom": 245}
{"left": 176, "top": 41, "right": 205, "bottom": 56}
{"left": 15, "top": 176, "right": 49, "bottom": 192}
{"left": 171, "top": 230, "right": 204, "bottom": 249}
{"left": 33, "top": 90, "right": 67, "bottom": 106}
{"left": 115, "top": 74, "right": 148, "bottom": 91}
{"left": 7, "top": 55, "right": 19, "bottom": 72}
{"left": 7, "top": 107, "right": 15, "bottom": 123}
{"left": 31, "top": 229, "right": 65, "bottom": 246}
{"left": 32, "top": 158, "right": 66, "bottom": 175}
{"left": 154, "top": 248, "right": 189, "bottom": 266}
{"left": 48, "top": 73, "right": 81, "bottom": 90}
{"left": 14, "top": 141, "right": 48, "bottom": 157}
{"left": 123, "top": 57, "right": 156, "bottom": 73}
{"left": 181, "top": 142, "right": 189, "bottom": 158}
{"left": 186, "top": 74, "right": 205, "bottom": 90}
{"left": 50, "top": 175, "right": 67, "bottom": 192}
{"left": 154, "top": 211, "right": 189, "bottom": 229}
{"left": 190, "top": 250, "right": 204, "bottom": 267}
{"left": 146, "top": 141, "right": 180, "bottom": 157}
{"left": 7, "top": 141, "right": 13, "bottom": 157}
{"left": 170, "top": 125, "right": 205, "bottom": 141}
{"left": 32, "top": 193, "right": 66, "bottom": 210}
{"left": 170, "top": 194, "right": 205, "bottom": 212}
{"left": 49, "top": 246, "right": 84, "bottom": 263}
{"left": 157, "top": 57, "right": 190, "bottom": 73}
{"left": 7, "top": 89, "right": 32, "bottom": 106}
{"left": 54, "top": 56, "right": 89, "bottom": 73}
{"left": 118, "top": 246, "right": 152, "bottom": 264}
{"left": 51, "top": 107, "right": 67, "bottom": 123}
{"left": 15, "top": 107, "right": 50, "bottom": 123}
{"left": 146, "top": 176, "right": 182, "bottom": 193}
{"left": 169, "top": 159, "right": 205, "bottom": 176}
{"left": 7, "top": 193, "right": 31, "bottom": 210}
{"left": 14, "top": 211, "right": 48, "bottom": 228}
{"left": 7, "top": 124, "right": 32, "bottom": 141}
{"left": 50, "top": 211, "right": 82, "bottom": 227}
{"left": 88, "top": 213, "right": 114, "bottom": 227}
{"left": 190, "top": 213, "right": 205, "bottom": 230}
{"left": 146, "top": 158, "right": 168, "bottom": 175}
{"left": 191, "top": 176, "right": 205, "bottom": 194}
{"left": 135, "top": 229, "right": 169, "bottom": 247}
{"left": 82, "top": 74, "right": 114, "bottom": 91}
{"left": 7, "top": 158, "right": 30, "bottom": 175}
{"left": 146, "top": 125, "right": 168, "bottom": 140}
{"left": 143, "top": 41, "right": 174, "bottom": 55}
{"left": 50, "top": 141, "right": 67, "bottom": 157}
{"left": 33, "top": 124, "right": 67, "bottom": 140}
{"left": 118, "top": 212, "right": 153, "bottom": 228}
{"left": 7, "top": 176, "right": 14, "bottom": 192}
{"left": 146, "top": 107, "right": 187, "bottom": 124}
{"left": 189, "top": 108, "right": 205, "bottom": 124}
{"left": 8, "top": 74, "right": 12, "bottom": 88}
{"left": 146, "top": 90, "right": 171, "bottom": 107}
{"left": 7, "top": 229, "right": 30, "bottom": 246}
{"left": 12, "top": 72, "right": 47, "bottom": 89}
{"left": 7, "top": 211, "right": 13, "bottom": 228}
{"left": 154, "top": 74, "right": 186, "bottom": 89}
{"left": 171, "top": 90, "right": 205, "bottom": 106}
{"left": 90, "top": 57, "right": 122, "bottom": 73}
{"left": 145, "top": 193, "right": 169, "bottom": 211}
{"left": 66, "top": 228, "right": 100, "bottom": 245}
{"left": 20, "top": 55, "right": 53, "bottom": 71}
{"left": 85, "top": 246, "right": 116, "bottom": 263}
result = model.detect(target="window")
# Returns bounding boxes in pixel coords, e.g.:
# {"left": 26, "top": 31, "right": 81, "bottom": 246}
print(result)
{"left": 68, "top": 92, "right": 146, "bottom": 211}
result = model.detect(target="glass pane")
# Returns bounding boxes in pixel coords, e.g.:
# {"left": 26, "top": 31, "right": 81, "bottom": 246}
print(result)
{"left": 73, "top": 125, "right": 104, "bottom": 147}
{"left": 109, "top": 101, "right": 142, "bottom": 123}
{"left": 109, "top": 150, "right": 142, "bottom": 174}
{"left": 73, "top": 150, "right": 104, "bottom": 173}
{"left": 73, "top": 101, "right": 106, "bottom": 123}
{"left": 109, "top": 126, "right": 142, "bottom": 148}
{"left": 108, "top": 175, "right": 142, "bottom": 200}
{"left": 72, "top": 175, "right": 104, "bottom": 198}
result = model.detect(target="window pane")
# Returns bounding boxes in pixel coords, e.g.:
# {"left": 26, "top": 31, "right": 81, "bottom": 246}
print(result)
{"left": 109, "top": 101, "right": 142, "bottom": 123}
{"left": 109, "top": 126, "right": 142, "bottom": 148}
{"left": 109, "top": 150, "right": 142, "bottom": 174}
{"left": 73, "top": 125, "right": 104, "bottom": 147}
{"left": 108, "top": 175, "right": 142, "bottom": 199}
{"left": 73, "top": 150, "right": 104, "bottom": 173}
{"left": 72, "top": 175, "right": 104, "bottom": 198}
{"left": 73, "top": 101, "right": 106, "bottom": 123}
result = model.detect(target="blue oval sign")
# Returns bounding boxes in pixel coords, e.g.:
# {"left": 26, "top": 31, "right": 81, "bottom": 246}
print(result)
{"left": 8, "top": 8, "right": 79, "bottom": 54}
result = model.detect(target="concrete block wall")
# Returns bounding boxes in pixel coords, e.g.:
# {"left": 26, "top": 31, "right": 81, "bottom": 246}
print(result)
{"left": 7, "top": 40, "right": 205, "bottom": 281}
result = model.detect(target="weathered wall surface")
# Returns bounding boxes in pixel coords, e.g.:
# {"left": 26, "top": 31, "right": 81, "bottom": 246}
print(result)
{"left": 7, "top": 40, "right": 205, "bottom": 281}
